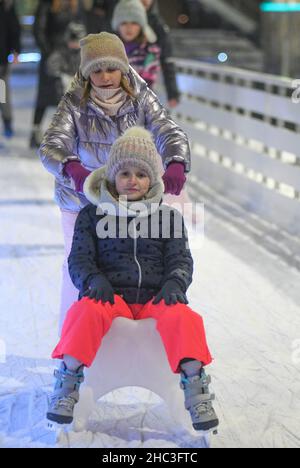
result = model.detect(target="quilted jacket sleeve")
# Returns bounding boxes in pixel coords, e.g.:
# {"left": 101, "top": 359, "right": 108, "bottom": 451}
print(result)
{"left": 68, "top": 206, "right": 106, "bottom": 294}
{"left": 38, "top": 95, "right": 79, "bottom": 186}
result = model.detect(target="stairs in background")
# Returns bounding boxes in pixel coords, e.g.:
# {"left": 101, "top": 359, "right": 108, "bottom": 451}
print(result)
{"left": 170, "top": 29, "right": 263, "bottom": 71}
{"left": 223, "top": 0, "right": 261, "bottom": 21}
{"left": 196, "top": 0, "right": 258, "bottom": 34}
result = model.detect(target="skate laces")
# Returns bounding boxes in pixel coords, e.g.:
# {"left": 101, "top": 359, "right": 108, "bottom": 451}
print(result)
{"left": 192, "top": 400, "right": 215, "bottom": 419}
{"left": 181, "top": 371, "right": 215, "bottom": 412}
{"left": 51, "top": 394, "right": 78, "bottom": 412}
{"left": 180, "top": 368, "right": 210, "bottom": 388}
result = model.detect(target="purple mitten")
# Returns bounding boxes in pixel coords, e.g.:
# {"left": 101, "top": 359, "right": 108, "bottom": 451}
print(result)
{"left": 162, "top": 162, "right": 186, "bottom": 195}
{"left": 64, "top": 161, "right": 91, "bottom": 193}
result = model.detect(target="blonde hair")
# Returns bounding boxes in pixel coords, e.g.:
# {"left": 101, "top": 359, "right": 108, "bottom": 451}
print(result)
{"left": 51, "top": 0, "right": 78, "bottom": 14}
{"left": 120, "top": 75, "right": 136, "bottom": 99}
{"left": 80, "top": 75, "right": 136, "bottom": 107}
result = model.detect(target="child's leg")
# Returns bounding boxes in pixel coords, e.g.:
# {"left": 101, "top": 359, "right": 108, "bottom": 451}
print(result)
{"left": 136, "top": 300, "right": 219, "bottom": 431}
{"left": 52, "top": 295, "right": 134, "bottom": 367}
{"left": 47, "top": 295, "right": 134, "bottom": 424}
{"left": 180, "top": 358, "right": 203, "bottom": 376}
{"left": 63, "top": 354, "right": 83, "bottom": 372}
{"left": 136, "top": 300, "right": 212, "bottom": 374}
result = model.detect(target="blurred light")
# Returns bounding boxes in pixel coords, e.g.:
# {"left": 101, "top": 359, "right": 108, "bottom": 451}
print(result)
{"left": 218, "top": 52, "right": 228, "bottom": 63}
{"left": 260, "top": 2, "right": 300, "bottom": 12}
{"left": 19, "top": 53, "right": 41, "bottom": 63}
{"left": 177, "top": 14, "right": 190, "bottom": 25}
{"left": 21, "top": 16, "right": 35, "bottom": 26}
{"left": 8, "top": 53, "right": 41, "bottom": 63}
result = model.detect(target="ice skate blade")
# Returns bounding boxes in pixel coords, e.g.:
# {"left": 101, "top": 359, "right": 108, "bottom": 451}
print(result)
{"left": 195, "top": 426, "right": 218, "bottom": 437}
{"left": 205, "top": 426, "right": 218, "bottom": 436}
{"left": 46, "top": 421, "right": 70, "bottom": 432}
{"left": 47, "top": 421, "right": 58, "bottom": 432}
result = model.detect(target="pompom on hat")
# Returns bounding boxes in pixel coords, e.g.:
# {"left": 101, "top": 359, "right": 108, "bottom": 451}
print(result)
{"left": 80, "top": 32, "right": 130, "bottom": 79}
{"left": 106, "top": 126, "right": 162, "bottom": 187}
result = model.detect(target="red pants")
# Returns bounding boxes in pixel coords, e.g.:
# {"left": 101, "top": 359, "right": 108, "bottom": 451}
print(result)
{"left": 52, "top": 295, "right": 213, "bottom": 373}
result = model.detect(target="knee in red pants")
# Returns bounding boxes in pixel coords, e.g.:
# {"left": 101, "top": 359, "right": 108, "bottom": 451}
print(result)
{"left": 139, "top": 300, "right": 213, "bottom": 372}
{"left": 52, "top": 295, "right": 133, "bottom": 367}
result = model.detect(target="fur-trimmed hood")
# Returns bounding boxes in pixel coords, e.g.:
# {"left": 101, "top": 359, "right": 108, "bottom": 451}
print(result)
{"left": 83, "top": 166, "right": 164, "bottom": 218}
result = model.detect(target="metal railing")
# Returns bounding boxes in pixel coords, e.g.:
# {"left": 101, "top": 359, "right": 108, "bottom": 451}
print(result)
{"left": 170, "top": 59, "right": 300, "bottom": 262}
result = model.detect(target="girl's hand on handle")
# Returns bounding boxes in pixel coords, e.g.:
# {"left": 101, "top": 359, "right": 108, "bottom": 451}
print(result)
{"left": 64, "top": 161, "right": 91, "bottom": 193}
{"left": 162, "top": 162, "right": 186, "bottom": 196}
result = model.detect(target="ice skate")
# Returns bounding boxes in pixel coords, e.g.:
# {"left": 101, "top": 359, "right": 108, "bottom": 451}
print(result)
{"left": 47, "top": 362, "right": 84, "bottom": 425}
{"left": 180, "top": 368, "right": 219, "bottom": 432}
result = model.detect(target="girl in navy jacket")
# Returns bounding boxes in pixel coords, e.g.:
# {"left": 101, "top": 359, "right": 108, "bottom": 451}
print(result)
{"left": 47, "top": 126, "right": 219, "bottom": 433}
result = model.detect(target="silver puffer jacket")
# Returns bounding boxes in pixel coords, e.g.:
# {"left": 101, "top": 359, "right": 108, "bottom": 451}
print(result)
{"left": 39, "top": 67, "right": 191, "bottom": 213}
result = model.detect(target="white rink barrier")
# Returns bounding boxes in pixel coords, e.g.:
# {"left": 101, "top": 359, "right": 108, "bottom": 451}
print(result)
{"left": 171, "top": 59, "right": 300, "bottom": 238}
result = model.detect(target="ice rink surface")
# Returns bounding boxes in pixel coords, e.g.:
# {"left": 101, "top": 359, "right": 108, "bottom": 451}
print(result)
{"left": 0, "top": 73, "right": 299, "bottom": 448}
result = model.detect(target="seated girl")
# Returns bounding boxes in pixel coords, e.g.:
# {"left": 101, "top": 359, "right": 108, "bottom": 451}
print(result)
{"left": 47, "top": 126, "right": 219, "bottom": 433}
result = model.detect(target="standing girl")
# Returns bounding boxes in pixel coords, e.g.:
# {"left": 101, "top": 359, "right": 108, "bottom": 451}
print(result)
{"left": 39, "top": 32, "right": 190, "bottom": 331}
{"left": 112, "top": 0, "right": 161, "bottom": 89}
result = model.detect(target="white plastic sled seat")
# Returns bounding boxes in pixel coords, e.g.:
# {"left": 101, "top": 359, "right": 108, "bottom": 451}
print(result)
{"left": 73, "top": 318, "right": 210, "bottom": 446}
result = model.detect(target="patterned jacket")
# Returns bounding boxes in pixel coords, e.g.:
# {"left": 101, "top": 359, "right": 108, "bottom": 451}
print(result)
{"left": 125, "top": 41, "right": 161, "bottom": 89}
{"left": 68, "top": 166, "right": 194, "bottom": 304}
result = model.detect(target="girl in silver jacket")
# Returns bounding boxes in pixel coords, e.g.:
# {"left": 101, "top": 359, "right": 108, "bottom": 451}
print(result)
{"left": 39, "top": 32, "right": 191, "bottom": 331}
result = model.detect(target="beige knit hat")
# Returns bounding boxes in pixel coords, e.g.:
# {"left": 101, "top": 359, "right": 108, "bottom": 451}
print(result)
{"left": 80, "top": 32, "right": 130, "bottom": 79}
{"left": 106, "top": 126, "right": 161, "bottom": 187}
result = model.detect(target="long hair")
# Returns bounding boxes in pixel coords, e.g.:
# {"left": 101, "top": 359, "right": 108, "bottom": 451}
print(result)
{"left": 51, "top": 0, "right": 78, "bottom": 14}
{"left": 80, "top": 75, "right": 136, "bottom": 107}
{"left": 134, "top": 30, "right": 147, "bottom": 45}
{"left": 120, "top": 75, "right": 136, "bottom": 99}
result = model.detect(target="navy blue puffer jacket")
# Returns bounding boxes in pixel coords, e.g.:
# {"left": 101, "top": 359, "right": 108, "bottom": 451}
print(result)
{"left": 68, "top": 167, "right": 193, "bottom": 304}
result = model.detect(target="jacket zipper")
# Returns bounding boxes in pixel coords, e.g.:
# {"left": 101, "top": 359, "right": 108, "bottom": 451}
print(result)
{"left": 133, "top": 219, "right": 142, "bottom": 303}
